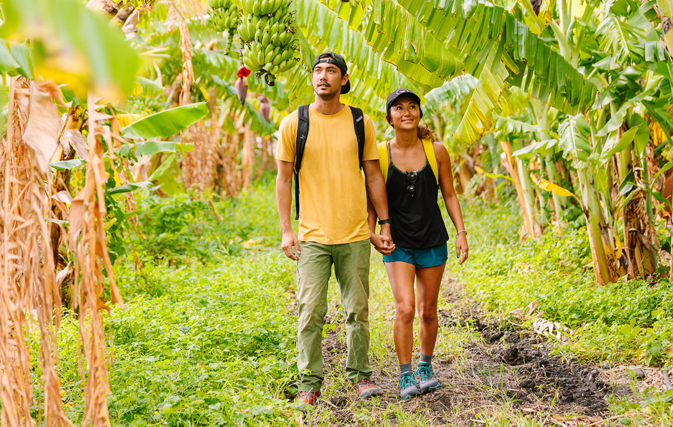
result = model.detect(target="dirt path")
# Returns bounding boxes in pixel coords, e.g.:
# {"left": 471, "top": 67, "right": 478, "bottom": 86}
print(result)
{"left": 297, "top": 276, "right": 640, "bottom": 426}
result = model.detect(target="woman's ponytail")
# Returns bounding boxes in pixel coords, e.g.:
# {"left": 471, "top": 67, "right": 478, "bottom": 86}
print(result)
{"left": 417, "top": 125, "right": 434, "bottom": 141}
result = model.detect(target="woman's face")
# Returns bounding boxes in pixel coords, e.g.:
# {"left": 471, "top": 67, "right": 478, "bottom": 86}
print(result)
{"left": 388, "top": 97, "right": 421, "bottom": 131}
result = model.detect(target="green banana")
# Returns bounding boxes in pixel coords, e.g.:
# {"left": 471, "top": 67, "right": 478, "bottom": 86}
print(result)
{"left": 261, "top": 31, "right": 271, "bottom": 46}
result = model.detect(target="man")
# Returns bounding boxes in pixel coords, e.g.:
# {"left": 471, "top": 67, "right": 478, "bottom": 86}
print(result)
{"left": 275, "top": 52, "right": 393, "bottom": 407}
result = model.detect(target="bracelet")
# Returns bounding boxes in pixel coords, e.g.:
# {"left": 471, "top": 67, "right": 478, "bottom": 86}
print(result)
{"left": 378, "top": 218, "right": 391, "bottom": 225}
{"left": 456, "top": 229, "right": 467, "bottom": 237}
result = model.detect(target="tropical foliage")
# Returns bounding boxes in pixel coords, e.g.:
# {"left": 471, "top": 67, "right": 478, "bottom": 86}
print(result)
{"left": 2, "top": 0, "right": 673, "bottom": 423}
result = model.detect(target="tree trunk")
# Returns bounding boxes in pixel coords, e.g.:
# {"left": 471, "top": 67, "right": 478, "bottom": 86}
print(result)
{"left": 616, "top": 142, "right": 658, "bottom": 279}
{"left": 242, "top": 125, "right": 254, "bottom": 191}
{"left": 577, "top": 168, "right": 620, "bottom": 285}
{"left": 501, "top": 141, "right": 541, "bottom": 240}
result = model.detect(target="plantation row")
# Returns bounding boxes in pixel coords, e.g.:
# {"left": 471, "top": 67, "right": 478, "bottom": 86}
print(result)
{"left": 2, "top": 0, "right": 673, "bottom": 424}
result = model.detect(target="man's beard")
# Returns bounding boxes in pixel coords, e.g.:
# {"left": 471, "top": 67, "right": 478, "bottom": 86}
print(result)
{"left": 314, "top": 85, "right": 339, "bottom": 100}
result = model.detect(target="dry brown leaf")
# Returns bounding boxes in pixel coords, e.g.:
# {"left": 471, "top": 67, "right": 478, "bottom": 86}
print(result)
{"left": 60, "top": 129, "right": 88, "bottom": 160}
{"left": 52, "top": 190, "right": 73, "bottom": 205}
{"left": 22, "top": 81, "right": 62, "bottom": 173}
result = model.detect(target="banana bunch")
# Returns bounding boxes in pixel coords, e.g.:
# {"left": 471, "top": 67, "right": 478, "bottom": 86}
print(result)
{"left": 238, "top": 0, "right": 299, "bottom": 86}
{"left": 208, "top": 0, "right": 240, "bottom": 32}
{"left": 240, "top": 0, "right": 284, "bottom": 15}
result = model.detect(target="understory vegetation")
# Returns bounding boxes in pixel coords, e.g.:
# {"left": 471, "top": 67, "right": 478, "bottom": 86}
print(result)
{"left": 23, "top": 179, "right": 672, "bottom": 425}
{"left": 452, "top": 196, "right": 673, "bottom": 366}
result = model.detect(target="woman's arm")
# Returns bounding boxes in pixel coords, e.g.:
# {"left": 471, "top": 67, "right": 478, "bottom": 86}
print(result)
{"left": 435, "top": 142, "right": 469, "bottom": 264}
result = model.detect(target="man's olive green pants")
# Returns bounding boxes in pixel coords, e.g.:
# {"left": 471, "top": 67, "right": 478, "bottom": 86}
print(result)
{"left": 296, "top": 239, "right": 372, "bottom": 392}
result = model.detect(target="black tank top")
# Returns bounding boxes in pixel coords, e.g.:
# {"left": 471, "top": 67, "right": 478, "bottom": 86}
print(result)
{"left": 385, "top": 142, "right": 449, "bottom": 249}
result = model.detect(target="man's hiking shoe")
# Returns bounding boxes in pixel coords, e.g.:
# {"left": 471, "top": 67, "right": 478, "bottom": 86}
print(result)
{"left": 415, "top": 363, "right": 440, "bottom": 394}
{"left": 398, "top": 372, "right": 420, "bottom": 400}
{"left": 294, "top": 391, "right": 320, "bottom": 410}
{"left": 353, "top": 378, "right": 382, "bottom": 400}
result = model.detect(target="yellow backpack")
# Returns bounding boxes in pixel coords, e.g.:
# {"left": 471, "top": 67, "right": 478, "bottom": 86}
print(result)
{"left": 377, "top": 140, "right": 439, "bottom": 185}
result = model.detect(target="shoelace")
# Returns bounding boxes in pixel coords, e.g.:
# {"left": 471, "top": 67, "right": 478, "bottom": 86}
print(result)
{"left": 398, "top": 373, "right": 416, "bottom": 389}
{"left": 417, "top": 364, "right": 434, "bottom": 381}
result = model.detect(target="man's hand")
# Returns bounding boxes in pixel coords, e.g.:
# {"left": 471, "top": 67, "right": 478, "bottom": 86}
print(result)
{"left": 456, "top": 233, "right": 469, "bottom": 264}
{"left": 372, "top": 224, "right": 394, "bottom": 255}
{"left": 281, "top": 230, "right": 301, "bottom": 260}
{"left": 371, "top": 233, "right": 395, "bottom": 255}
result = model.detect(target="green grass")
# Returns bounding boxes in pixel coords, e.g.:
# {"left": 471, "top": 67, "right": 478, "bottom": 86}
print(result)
{"left": 27, "top": 177, "right": 673, "bottom": 425}
{"left": 449, "top": 197, "right": 673, "bottom": 365}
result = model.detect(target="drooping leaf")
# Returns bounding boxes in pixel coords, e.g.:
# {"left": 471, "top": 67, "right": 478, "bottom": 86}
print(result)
{"left": 601, "top": 125, "right": 639, "bottom": 159}
{"left": 537, "top": 178, "right": 581, "bottom": 203}
{"left": 107, "top": 182, "right": 152, "bottom": 195}
{"left": 134, "top": 141, "right": 195, "bottom": 157}
{"left": 50, "top": 159, "right": 86, "bottom": 171}
{"left": 121, "top": 103, "right": 209, "bottom": 140}
{"left": 22, "top": 81, "right": 61, "bottom": 173}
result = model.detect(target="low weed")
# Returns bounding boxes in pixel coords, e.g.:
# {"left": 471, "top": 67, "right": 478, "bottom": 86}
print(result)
{"left": 450, "top": 198, "right": 673, "bottom": 365}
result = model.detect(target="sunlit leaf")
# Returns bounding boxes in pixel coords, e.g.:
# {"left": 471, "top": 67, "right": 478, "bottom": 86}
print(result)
{"left": 121, "top": 103, "right": 209, "bottom": 140}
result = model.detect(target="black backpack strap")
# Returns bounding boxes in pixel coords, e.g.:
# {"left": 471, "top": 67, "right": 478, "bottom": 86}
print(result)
{"left": 349, "top": 106, "right": 365, "bottom": 168}
{"left": 294, "top": 105, "right": 310, "bottom": 220}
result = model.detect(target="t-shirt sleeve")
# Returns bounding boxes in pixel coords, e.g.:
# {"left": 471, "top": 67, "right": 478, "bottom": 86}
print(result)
{"left": 276, "top": 112, "right": 298, "bottom": 163}
{"left": 362, "top": 115, "right": 378, "bottom": 161}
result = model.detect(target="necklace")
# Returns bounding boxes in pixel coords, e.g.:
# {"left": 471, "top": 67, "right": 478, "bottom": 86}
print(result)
{"left": 392, "top": 138, "right": 420, "bottom": 151}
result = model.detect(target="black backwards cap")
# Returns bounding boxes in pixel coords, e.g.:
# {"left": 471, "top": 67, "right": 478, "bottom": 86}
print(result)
{"left": 385, "top": 88, "right": 423, "bottom": 121}
{"left": 312, "top": 52, "right": 350, "bottom": 94}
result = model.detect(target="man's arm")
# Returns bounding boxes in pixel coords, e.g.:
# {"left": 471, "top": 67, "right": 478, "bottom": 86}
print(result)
{"left": 276, "top": 160, "right": 300, "bottom": 260}
{"left": 362, "top": 160, "right": 393, "bottom": 248}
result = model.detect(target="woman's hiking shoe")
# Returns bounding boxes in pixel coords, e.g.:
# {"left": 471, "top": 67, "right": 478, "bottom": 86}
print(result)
{"left": 415, "top": 362, "right": 440, "bottom": 394}
{"left": 353, "top": 378, "right": 382, "bottom": 400}
{"left": 398, "top": 372, "right": 420, "bottom": 400}
{"left": 294, "top": 390, "right": 320, "bottom": 411}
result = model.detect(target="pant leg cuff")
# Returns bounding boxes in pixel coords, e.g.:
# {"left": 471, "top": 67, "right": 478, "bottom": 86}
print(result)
{"left": 298, "top": 384, "right": 322, "bottom": 393}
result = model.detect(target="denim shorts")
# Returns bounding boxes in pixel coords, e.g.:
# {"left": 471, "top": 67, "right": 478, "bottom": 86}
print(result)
{"left": 382, "top": 244, "right": 448, "bottom": 269}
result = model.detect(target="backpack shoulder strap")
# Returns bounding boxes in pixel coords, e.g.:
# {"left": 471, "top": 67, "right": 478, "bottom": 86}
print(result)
{"left": 423, "top": 139, "right": 439, "bottom": 185}
{"left": 349, "top": 106, "right": 365, "bottom": 168}
{"left": 294, "top": 105, "right": 310, "bottom": 220}
{"left": 377, "top": 141, "right": 389, "bottom": 184}
{"left": 295, "top": 105, "right": 310, "bottom": 173}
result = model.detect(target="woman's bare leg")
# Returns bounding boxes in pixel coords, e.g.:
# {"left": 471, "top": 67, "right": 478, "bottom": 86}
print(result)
{"left": 385, "top": 261, "right": 417, "bottom": 364}
{"left": 415, "top": 263, "right": 446, "bottom": 357}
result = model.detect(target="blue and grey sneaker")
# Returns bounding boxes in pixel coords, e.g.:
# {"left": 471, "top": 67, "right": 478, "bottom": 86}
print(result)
{"left": 398, "top": 372, "right": 420, "bottom": 400}
{"left": 415, "top": 363, "right": 440, "bottom": 394}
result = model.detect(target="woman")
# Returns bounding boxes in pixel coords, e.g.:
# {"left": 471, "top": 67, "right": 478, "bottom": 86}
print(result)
{"left": 368, "top": 88, "right": 469, "bottom": 400}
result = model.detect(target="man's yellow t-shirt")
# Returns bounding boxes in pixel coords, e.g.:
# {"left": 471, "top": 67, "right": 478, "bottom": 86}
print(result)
{"left": 277, "top": 105, "right": 378, "bottom": 245}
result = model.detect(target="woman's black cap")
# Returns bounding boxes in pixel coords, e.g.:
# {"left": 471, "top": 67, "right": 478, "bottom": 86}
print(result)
{"left": 312, "top": 52, "right": 350, "bottom": 94}
{"left": 385, "top": 88, "right": 423, "bottom": 119}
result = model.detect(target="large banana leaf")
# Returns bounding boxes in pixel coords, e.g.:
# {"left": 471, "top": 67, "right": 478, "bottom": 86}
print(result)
{"left": 295, "top": 0, "right": 433, "bottom": 115}
{"left": 1, "top": 0, "right": 140, "bottom": 96}
{"left": 394, "top": 0, "right": 595, "bottom": 112}
{"left": 558, "top": 114, "right": 593, "bottom": 163}
{"left": 305, "top": 0, "right": 596, "bottom": 144}
{"left": 424, "top": 75, "right": 479, "bottom": 115}
{"left": 122, "top": 103, "right": 210, "bottom": 139}
{"left": 455, "top": 62, "right": 510, "bottom": 143}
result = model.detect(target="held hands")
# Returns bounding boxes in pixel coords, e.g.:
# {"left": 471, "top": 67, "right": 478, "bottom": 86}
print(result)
{"left": 456, "top": 233, "right": 469, "bottom": 264}
{"left": 281, "top": 230, "right": 301, "bottom": 260}
{"left": 371, "top": 225, "right": 395, "bottom": 255}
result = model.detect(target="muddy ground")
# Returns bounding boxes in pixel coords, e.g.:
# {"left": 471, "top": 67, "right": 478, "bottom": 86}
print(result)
{"left": 294, "top": 277, "right": 648, "bottom": 426}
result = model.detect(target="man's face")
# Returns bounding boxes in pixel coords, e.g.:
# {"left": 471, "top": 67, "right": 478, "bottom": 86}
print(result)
{"left": 311, "top": 62, "right": 347, "bottom": 99}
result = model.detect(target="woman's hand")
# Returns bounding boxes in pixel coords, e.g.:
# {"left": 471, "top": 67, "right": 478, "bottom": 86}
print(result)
{"left": 456, "top": 233, "right": 468, "bottom": 264}
{"left": 371, "top": 233, "right": 395, "bottom": 255}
